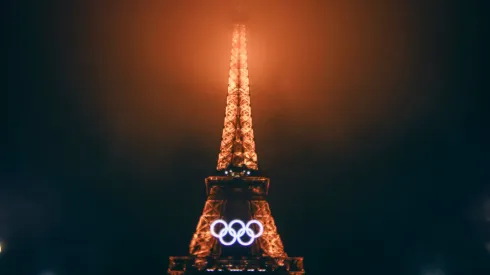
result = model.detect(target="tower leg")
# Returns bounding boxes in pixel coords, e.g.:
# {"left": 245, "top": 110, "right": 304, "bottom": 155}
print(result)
{"left": 189, "top": 200, "right": 225, "bottom": 257}
{"left": 251, "top": 200, "right": 288, "bottom": 259}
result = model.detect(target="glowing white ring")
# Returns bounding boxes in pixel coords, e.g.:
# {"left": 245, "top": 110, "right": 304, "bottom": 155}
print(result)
{"left": 210, "top": 219, "right": 263, "bottom": 246}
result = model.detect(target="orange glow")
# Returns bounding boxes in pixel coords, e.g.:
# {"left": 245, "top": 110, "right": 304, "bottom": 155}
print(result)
{"left": 217, "top": 24, "right": 258, "bottom": 171}
{"left": 70, "top": 1, "right": 426, "bottom": 173}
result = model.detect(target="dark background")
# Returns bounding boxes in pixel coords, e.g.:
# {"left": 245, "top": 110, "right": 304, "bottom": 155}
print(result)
{"left": 2, "top": 0, "right": 488, "bottom": 274}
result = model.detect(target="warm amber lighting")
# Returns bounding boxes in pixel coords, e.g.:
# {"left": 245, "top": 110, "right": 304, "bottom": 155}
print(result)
{"left": 217, "top": 24, "right": 258, "bottom": 171}
{"left": 171, "top": 19, "right": 303, "bottom": 274}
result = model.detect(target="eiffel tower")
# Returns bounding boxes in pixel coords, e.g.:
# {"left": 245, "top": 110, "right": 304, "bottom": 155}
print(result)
{"left": 168, "top": 5, "right": 305, "bottom": 275}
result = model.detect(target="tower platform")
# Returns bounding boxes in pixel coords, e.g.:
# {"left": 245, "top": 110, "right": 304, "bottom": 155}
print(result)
{"left": 168, "top": 256, "right": 304, "bottom": 274}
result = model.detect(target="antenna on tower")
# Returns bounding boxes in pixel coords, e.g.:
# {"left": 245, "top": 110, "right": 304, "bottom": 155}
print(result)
{"left": 232, "top": 0, "right": 249, "bottom": 23}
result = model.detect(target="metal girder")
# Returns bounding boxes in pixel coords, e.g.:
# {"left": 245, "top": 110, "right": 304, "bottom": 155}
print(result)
{"left": 217, "top": 24, "right": 258, "bottom": 171}
{"left": 250, "top": 200, "right": 288, "bottom": 259}
{"left": 189, "top": 200, "right": 225, "bottom": 257}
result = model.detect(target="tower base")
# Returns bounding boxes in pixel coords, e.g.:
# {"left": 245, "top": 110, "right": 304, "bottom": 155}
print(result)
{"left": 168, "top": 256, "right": 305, "bottom": 275}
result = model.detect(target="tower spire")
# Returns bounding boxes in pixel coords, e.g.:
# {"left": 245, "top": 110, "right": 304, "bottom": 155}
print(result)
{"left": 216, "top": 24, "right": 258, "bottom": 172}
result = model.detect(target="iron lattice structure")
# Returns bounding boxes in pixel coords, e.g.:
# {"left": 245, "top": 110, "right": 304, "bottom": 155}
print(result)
{"left": 217, "top": 24, "right": 258, "bottom": 171}
{"left": 188, "top": 177, "right": 287, "bottom": 260}
{"left": 168, "top": 23, "right": 305, "bottom": 275}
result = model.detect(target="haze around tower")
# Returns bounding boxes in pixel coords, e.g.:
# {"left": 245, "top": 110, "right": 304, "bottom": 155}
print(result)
{"left": 3, "top": 0, "right": 487, "bottom": 274}
{"left": 63, "top": 0, "right": 430, "bottom": 177}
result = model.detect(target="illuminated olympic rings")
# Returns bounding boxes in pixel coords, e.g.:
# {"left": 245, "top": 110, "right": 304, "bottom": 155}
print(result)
{"left": 210, "top": 219, "right": 264, "bottom": 246}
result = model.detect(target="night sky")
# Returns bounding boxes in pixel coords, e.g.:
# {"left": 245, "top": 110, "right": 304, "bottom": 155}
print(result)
{"left": 2, "top": 0, "right": 489, "bottom": 274}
